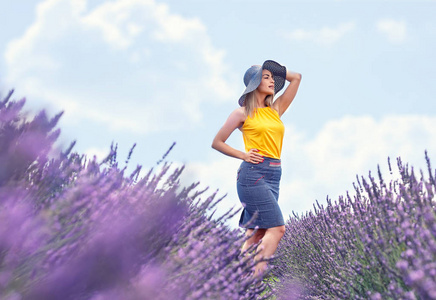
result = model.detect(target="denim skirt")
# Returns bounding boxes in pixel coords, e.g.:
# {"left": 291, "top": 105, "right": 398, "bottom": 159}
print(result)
{"left": 236, "top": 157, "right": 285, "bottom": 229}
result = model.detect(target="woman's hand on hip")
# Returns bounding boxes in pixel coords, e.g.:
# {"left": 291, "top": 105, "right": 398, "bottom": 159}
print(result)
{"left": 244, "top": 149, "right": 264, "bottom": 164}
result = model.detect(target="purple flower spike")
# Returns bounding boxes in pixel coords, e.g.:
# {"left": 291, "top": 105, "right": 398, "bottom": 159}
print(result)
{"left": 270, "top": 152, "right": 436, "bottom": 299}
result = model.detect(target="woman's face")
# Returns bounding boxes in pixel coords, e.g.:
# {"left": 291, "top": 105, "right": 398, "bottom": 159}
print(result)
{"left": 257, "top": 69, "right": 275, "bottom": 95}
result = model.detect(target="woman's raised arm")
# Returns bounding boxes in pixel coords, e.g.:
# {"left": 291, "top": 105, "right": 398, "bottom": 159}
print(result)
{"left": 273, "top": 70, "right": 302, "bottom": 117}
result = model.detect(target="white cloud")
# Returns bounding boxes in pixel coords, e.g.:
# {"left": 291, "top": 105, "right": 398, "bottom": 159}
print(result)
{"left": 376, "top": 19, "right": 407, "bottom": 44}
{"left": 4, "top": 0, "right": 237, "bottom": 134}
{"left": 284, "top": 22, "right": 356, "bottom": 46}
{"left": 279, "top": 115, "right": 436, "bottom": 215}
{"left": 151, "top": 3, "right": 206, "bottom": 42}
{"left": 185, "top": 115, "right": 436, "bottom": 227}
{"left": 84, "top": 146, "right": 109, "bottom": 161}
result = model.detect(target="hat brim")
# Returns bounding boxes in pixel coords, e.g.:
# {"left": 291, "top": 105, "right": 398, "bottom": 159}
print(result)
{"left": 238, "top": 60, "right": 287, "bottom": 106}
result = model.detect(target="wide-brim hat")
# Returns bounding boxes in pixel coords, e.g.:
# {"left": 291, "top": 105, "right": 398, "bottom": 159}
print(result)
{"left": 238, "top": 60, "right": 287, "bottom": 106}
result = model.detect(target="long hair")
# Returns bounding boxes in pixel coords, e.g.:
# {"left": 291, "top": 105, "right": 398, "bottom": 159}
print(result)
{"left": 243, "top": 92, "right": 275, "bottom": 118}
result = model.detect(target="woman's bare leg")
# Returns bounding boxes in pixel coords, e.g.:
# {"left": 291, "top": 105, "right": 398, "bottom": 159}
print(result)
{"left": 253, "top": 225, "right": 286, "bottom": 276}
{"left": 241, "top": 228, "right": 266, "bottom": 253}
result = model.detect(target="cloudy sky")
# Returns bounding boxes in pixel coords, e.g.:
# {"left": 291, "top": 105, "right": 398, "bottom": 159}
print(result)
{"left": 2, "top": 0, "right": 436, "bottom": 226}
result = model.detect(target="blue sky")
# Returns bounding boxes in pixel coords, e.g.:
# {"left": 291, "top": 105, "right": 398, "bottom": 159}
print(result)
{"left": 2, "top": 0, "right": 436, "bottom": 226}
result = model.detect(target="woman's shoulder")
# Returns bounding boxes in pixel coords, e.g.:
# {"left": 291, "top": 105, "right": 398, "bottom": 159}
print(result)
{"left": 227, "top": 107, "right": 246, "bottom": 128}
{"left": 231, "top": 106, "right": 246, "bottom": 120}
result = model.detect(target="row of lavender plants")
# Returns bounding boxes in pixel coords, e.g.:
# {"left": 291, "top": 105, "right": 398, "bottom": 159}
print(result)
{"left": 3, "top": 88, "right": 436, "bottom": 300}
{"left": 0, "top": 90, "right": 272, "bottom": 300}
{"left": 272, "top": 153, "right": 436, "bottom": 299}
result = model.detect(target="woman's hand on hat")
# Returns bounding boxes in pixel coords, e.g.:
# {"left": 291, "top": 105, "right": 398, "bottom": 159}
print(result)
{"left": 244, "top": 149, "right": 264, "bottom": 164}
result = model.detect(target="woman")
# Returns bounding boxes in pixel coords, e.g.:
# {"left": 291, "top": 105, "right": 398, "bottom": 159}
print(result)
{"left": 211, "top": 60, "right": 302, "bottom": 276}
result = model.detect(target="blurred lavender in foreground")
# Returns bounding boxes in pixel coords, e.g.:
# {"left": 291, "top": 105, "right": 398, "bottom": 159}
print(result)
{"left": 0, "top": 90, "right": 267, "bottom": 300}
{"left": 2, "top": 89, "right": 435, "bottom": 300}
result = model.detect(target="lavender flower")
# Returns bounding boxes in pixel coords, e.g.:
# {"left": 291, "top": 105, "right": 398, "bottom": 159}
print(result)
{"left": 271, "top": 153, "right": 436, "bottom": 299}
{"left": 1, "top": 90, "right": 266, "bottom": 299}
{"left": 4, "top": 88, "right": 435, "bottom": 299}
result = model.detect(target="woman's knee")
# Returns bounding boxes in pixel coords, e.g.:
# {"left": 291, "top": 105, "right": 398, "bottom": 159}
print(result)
{"left": 270, "top": 225, "right": 286, "bottom": 238}
{"left": 278, "top": 225, "right": 286, "bottom": 236}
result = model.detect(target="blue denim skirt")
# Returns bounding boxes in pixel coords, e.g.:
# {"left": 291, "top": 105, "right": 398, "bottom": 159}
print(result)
{"left": 236, "top": 157, "right": 285, "bottom": 229}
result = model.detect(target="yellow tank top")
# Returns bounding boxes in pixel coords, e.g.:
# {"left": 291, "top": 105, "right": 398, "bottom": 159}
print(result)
{"left": 241, "top": 107, "right": 285, "bottom": 159}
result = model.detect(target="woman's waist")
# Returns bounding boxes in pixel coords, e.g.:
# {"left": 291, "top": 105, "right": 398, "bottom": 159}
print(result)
{"left": 243, "top": 143, "right": 282, "bottom": 160}
{"left": 241, "top": 156, "right": 281, "bottom": 168}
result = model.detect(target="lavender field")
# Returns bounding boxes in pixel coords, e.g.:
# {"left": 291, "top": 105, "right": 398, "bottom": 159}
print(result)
{"left": 1, "top": 90, "right": 435, "bottom": 300}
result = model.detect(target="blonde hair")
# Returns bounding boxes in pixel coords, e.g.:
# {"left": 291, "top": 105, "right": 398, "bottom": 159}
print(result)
{"left": 243, "top": 92, "right": 274, "bottom": 118}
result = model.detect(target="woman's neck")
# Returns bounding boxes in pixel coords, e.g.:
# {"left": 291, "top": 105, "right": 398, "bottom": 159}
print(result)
{"left": 254, "top": 91, "right": 267, "bottom": 108}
